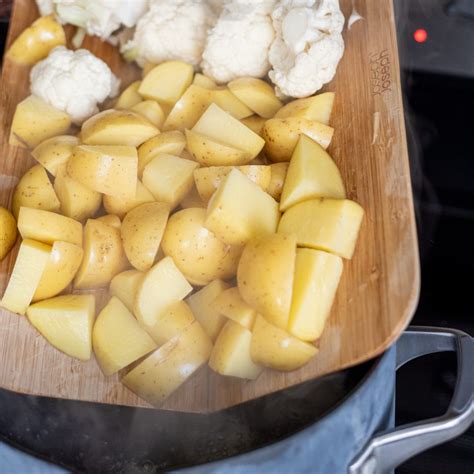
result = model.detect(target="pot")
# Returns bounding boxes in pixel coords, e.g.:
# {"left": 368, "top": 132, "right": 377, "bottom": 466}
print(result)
{"left": 0, "top": 327, "right": 471, "bottom": 473}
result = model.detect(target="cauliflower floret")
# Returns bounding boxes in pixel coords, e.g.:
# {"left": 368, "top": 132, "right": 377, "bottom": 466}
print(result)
{"left": 30, "top": 46, "right": 120, "bottom": 124}
{"left": 269, "top": 0, "right": 345, "bottom": 98}
{"left": 201, "top": 0, "right": 277, "bottom": 83}
{"left": 36, "top": 0, "right": 148, "bottom": 40}
{"left": 123, "top": 0, "right": 216, "bottom": 68}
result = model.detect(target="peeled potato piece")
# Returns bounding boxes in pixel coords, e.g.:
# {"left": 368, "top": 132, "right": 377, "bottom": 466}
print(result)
{"left": 250, "top": 315, "right": 318, "bottom": 371}
{"left": 31, "top": 135, "right": 79, "bottom": 176}
{"left": 228, "top": 78, "right": 282, "bottom": 119}
{"left": 274, "top": 92, "right": 335, "bottom": 125}
{"left": 33, "top": 241, "right": 84, "bottom": 302}
{"left": 115, "top": 81, "right": 142, "bottom": 109}
{"left": 192, "top": 73, "right": 217, "bottom": 89}
{"left": 54, "top": 164, "right": 102, "bottom": 222}
{"left": 262, "top": 118, "right": 334, "bottom": 163}
{"left": 109, "top": 269, "right": 143, "bottom": 313}
{"left": 74, "top": 219, "right": 127, "bottom": 289}
{"left": 193, "top": 165, "right": 271, "bottom": 203}
{"left": 17, "top": 207, "right": 82, "bottom": 246}
{"left": 289, "top": 249, "right": 343, "bottom": 342}
{"left": 0, "top": 207, "right": 17, "bottom": 261}
{"left": 9, "top": 95, "right": 71, "bottom": 148}
{"left": 185, "top": 129, "right": 252, "bottom": 167}
{"left": 192, "top": 104, "right": 264, "bottom": 160}
{"left": 93, "top": 296, "right": 157, "bottom": 376}
{"left": 212, "top": 287, "right": 256, "bottom": 330}
{"left": 237, "top": 233, "right": 296, "bottom": 330}
{"left": 95, "top": 214, "right": 121, "bottom": 229}
{"left": 103, "top": 180, "right": 154, "bottom": 219}
{"left": 27, "top": 294, "right": 95, "bottom": 361}
{"left": 144, "top": 300, "right": 195, "bottom": 346}
{"left": 138, "top": 61, "right": 194, "bottom": 106}
{"left": 186, "top": 279, "right": 230, "bottom": 342}
{"left": 81, "top": 109, "right": 158, "bottom": 147}
{"left": 138, "top": 131, "right": 186, "bottom": 178}
{"left": 161, "top": 208, "right": 242, "bottom": 286}
{"left": 121, "top": 202, "right": 170, "bottom": 271}
{"left": 211, "top": 87, "right": 253, "bottom": 119}
{"left": 0, "top": 239, "right": 51, "bottom": 315}
{"left": 209, "top": 320, "right": 263, "bottom": 380}
{"left": 280, "top": 135, "right": 345, "bottom": 211}
{"left": 12, "top": 164, "right": 60, "bottom": 218}
{"left": 134, "top": 256, "right": 193, "bottom": 328}
{"left": 142, "top": 153, "right": 198, "bottom": 209}
{"left": 131, "top": 100, "right": 165, "bottom": 129}
{"left": 122, "top": 320, "right": 212, "bottom": 407}
{"left": 67, "top": 145, "right": 137, "bottom": 200}
{"left": 278, "top": 198, "right": 364, "bottom": 259}
{"left": 6, "top": 15, "right": 65, "bottom": 65}
{"left": 205, "top": 169, "right": 280, "bottom": 246}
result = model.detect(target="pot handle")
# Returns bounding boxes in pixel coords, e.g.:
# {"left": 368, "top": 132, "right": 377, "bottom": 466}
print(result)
{"left": 349, "top": 326, "right": 473, "bottom": 474}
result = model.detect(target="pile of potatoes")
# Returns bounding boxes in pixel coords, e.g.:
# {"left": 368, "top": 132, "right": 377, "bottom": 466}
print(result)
{"left": 1, "top": 60, "right": 363, "bottom": 406}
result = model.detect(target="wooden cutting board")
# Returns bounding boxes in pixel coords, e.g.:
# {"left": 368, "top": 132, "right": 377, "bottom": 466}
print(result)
{"left": 0, "top": 0, "right": 419, "bottom": 412}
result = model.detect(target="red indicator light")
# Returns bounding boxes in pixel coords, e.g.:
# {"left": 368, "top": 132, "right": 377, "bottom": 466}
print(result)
{"left": 414, "top": 29, "right": 428, "bottom": 43}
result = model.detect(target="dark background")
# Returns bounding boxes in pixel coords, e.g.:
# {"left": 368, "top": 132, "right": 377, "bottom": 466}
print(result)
{"left": 0, "top": 0, "right": 473, "bottom": 472}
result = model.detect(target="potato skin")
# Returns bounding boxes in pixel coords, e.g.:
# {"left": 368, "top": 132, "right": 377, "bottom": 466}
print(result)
{"left": 0, "top": 207, "right": 17, "bottom": 261}
{"left": 162, "top": 208, "right": 242, "bottom": 286}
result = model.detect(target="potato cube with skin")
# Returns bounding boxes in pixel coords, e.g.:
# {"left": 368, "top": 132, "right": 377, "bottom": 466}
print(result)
{"left": 280, "top": 135, "right": 346, "bottom": 211}
{"left": 267, "top": 163, "right": 289, "bottom": 201}
{"left": 278, "top": 198, "right": 364, "bottom": 259}
{"left": 186, "top": 279, "right": 230, "bottom": 341}
{"left": 185, "top": 129, "right": 253, "bottom": 166}
{"left": 205, "top": 169, "right": 280, "bottom": 246}
{"left": 67, "top": 145, "right": 137, "bottom": 200}
{"left": 109, "top": 269, "right": 143, "bottom": 313}
{"left": 9, "top": 95, "right": 71, "bottom": 148}
{"left": 17, "top": 207, "right": 82, "bottom": 246}
{"left": 131, "top": 100, "right": 165, "bottom": 129}
{"left": 212, "top": 287, "right": 257, "bottom": 330}
{"left": 33, "top": 241, "right": 84, "bottom": 302}
{"left": 251, "top": 315, "right": 318, "bottom": 371}
{"left": 122, "top": 320, "right": 212, "bottom": 407}
{"left": 138, "top": 131, "right": 186, "bottom": 177}
{"left": 289, "top": 249, "right": 343, "bottom": 341}
{"left": 209, "top": 321, "right": 263, "bottom": 380}
{"left": 192, "top": 104, "right": 265, "bottom": 159}
{"left": 6, "top": 15, "right": 65, "bottom": 65}
{"left": 228, "top": 78, "right": 283, "bottom": 119}
{"left": 104, "top": 180, "right": 154, "bottom": 220}
{"left": 138, "top": 61, "right": 194, "bottom": 106}
{"left": 93, "top": 296, "right": 157, "bottom": 376}
{"left": 237, "top": 233, "right": 296, "bottom": 330}
{"left": 144, "top": 300, "right": 195, "bottom": 346}
{"left": 74, "top": 219, "right": 127, "bottom": 289}
{"left": 115, "top": 81, "right": 142, "bottom": 109}
{"left": 180, "top": 183, "right": 206, "bottom": 209}
{"left": 192, "top": 73, "right": 217, "bottom": 89}
{"left": 54, "top": 164, "right": 102, "bottom": 222}
{"left": 31, "top": 135, "right": 79, "bottom": 176}
{"left": 263, "top": 117, "right": 334, "bottom": 163}
{"left": 134, "top": 256, "right": 193, "bottom": 328}
{"left": 1, "top": 239, "right": 51, "bottom": 315}
{"left": 161, "top": 208, "right": 242, "bottom": 286}
{"left": 81, "top": 109, "right": 158, "bottom": 147}
{"left": 12, "top": 164, "right": 60, "bottom": 218}
{"left": 0, "top": 207, "right": 17, "bottom": 261}
{"left": 121, "top": 202, "right": 170, "bottom": 272}
{"left": 241, "top": 116, "right": 266, "bottom": 136}
{"left": 274, "top": 92, "right": 335, "bottom": 125}
{"left": 26, "top": 294, "right": 95, "bottom": 361}
{"left": 211, "top": 88, "right": 253, "bottom": 119}
{"left": 142, "top": 153, "right": 199, "bottom": 209}
{"left": 95, "top": 214, "right": 121, "bottom": 229}
{"left": 193, "top": 165, "right": 271, "bottom": 203}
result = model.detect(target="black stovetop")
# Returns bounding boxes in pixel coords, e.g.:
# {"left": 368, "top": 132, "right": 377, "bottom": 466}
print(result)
{"left": 0, "top": 1, "right": 473, "bottom": 472}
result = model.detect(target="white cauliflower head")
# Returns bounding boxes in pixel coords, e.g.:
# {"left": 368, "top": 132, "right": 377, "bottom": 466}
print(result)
{"left": 36, "top": 0, "right": 149, "bottom": 39}
{"left": 30, "top": 46, "right": 120, "bottom": 124}
{"left": 201, "top": 0, "right": 277, "bottom": 83}
{"left": 123, "top": 0, "right": 216, "bottom": 68}
{"left": 269, "top": 0, "right": 345, "bottom": 98}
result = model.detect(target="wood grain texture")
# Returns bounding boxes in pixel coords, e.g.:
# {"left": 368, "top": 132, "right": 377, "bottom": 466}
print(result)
{"left": 0, "top": 0, "right": 420, "bottom": 412}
